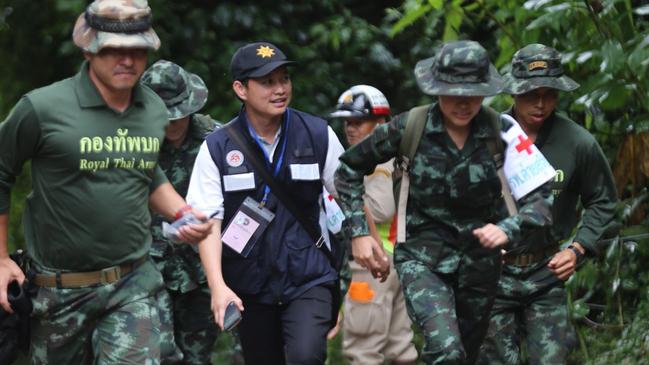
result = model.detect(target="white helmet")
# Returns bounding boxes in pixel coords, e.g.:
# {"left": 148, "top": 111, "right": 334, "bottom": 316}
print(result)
{"left": 330, "top": 85, "right": 390, "bottom": 119}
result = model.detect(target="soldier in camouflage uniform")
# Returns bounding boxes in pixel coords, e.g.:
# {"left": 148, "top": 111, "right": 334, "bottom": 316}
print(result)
{"left": 141, "top": 60, "right": 220, "bottom": 364}
{"left": 477, "top": 44, "right": 618, "bottom": 365}
{"left": 0, "top": 1, "right": 213, "bottom": 364}
{"left": 335, "top": 40, "right": 553, "bottom": 365}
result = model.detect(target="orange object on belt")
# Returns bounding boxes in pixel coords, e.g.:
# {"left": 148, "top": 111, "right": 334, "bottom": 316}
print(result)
{"left": 348, "top": 281, "right": 375, "bottom": 302}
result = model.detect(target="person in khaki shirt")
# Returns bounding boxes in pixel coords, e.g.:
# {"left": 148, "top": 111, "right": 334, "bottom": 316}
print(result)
{"left": 330, "top": 85, "right": 418, "bottom": 365}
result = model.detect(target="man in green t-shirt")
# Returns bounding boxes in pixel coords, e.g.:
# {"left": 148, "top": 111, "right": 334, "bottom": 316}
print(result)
{"left": 477, "top": 44, "right": 618, "bottom": 365}
{"left": 0, "top": 1, "right": 211, "bottom": 363}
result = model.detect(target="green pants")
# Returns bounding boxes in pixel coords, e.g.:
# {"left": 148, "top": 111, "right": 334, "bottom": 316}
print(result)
{"left": 157, "top": 284, "right": 219, "bottom": 364}
{"left": 396, "top": 249, "right": 500, "bottom": 365}
{"left": 30, "top": 259, "right": 164, "bottom": 365}
{"left": 477, "top": 260, "right": 577, "bottom": 365}
{"left": 152, "top": 247, "right": 219, "bottom": 365}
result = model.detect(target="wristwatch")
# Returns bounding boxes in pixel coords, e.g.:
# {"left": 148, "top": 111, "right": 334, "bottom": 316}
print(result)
{"left": 567, "top": 244, "right": 584, "bottom": 261}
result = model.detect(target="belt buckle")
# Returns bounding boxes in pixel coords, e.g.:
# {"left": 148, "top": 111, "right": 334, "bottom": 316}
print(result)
{"left": 514, "top": 254, "right": 529, "bottom": 266}
{"left": 100, "top": 266, "right": 121, "bottom": 285}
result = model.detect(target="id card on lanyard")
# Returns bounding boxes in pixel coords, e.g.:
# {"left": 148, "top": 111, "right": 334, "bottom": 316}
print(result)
{"left": 222, "top": 196, "right": 275, "bottom": 257}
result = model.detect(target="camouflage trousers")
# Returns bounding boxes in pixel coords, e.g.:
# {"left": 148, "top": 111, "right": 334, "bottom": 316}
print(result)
{"left": 395, "top": 249, "right": 500, "bottom": 365}
{"left": 29, "top": 259, "right": 164, "bottom": 365}
{"left": 157, "top": 283, "right": 219, "bottom": 364}
{"left": 476, "top": 259, "right": 576, "bottom": 365}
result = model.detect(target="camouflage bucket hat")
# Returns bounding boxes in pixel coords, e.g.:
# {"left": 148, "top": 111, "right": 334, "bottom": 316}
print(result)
{"left": 73, "top": 0, "right": 160, "bottom": 54}
{"left": 504, "top": 43, "right": 579, "bottom": 95}
{"left": 415, "top": 40, "right": 504, "bottom": 96}
{"left": 141, "top": 60, "right": 208, "bottom": 120}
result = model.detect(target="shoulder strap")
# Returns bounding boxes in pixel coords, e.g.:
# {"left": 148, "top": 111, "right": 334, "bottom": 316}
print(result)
{"left": 482, "top": 107, "right": 518, "bottom": 216}
{"left": 482, "top": 107, "right": 504, "bottom": 168}
{"left": 395, "top": 104, "right": 429, "bottom": 243}
{"left": 399, "top": 104, "right": 430, "bottom": 164}
{"left": 223, "top": 124, "right": 337, "bottom": 265}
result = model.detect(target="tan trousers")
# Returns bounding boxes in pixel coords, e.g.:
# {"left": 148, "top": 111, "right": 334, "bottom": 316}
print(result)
{"left": 343, "top": 256, "right": 418, "bottom": 365}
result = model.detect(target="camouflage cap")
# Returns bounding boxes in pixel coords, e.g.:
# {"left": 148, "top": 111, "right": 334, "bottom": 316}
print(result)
{"left": 73, "top": 0, "right": 160, "bottom": 54}
{"left": 141, "top": 60, "right": 208, "bottom": 120}
{"left": 414, "top": 40, "right": 504, "bottom": 96}
{"left": 504, "top": 43, "right": 579, "bottom": 95}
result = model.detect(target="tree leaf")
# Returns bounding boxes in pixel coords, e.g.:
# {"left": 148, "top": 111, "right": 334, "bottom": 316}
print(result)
{"left": 390, "top": 4, "right": 432, "bottom": 37}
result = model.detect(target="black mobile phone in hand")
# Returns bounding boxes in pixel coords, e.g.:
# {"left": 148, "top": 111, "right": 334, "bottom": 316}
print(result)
{"left": 223, "top": 301, "right": 242, "bottom": 331}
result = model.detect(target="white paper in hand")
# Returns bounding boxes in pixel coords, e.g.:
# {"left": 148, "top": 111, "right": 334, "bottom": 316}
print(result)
{"left": 500, "top": 114, "right": 556, "bottom": 200}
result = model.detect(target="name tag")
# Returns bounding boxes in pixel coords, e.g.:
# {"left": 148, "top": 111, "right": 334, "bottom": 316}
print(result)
{"left": 223, "top": 172, "right": 256, "bottom": 192}
{"left": 290, "top": 163, "right": 320, "bottom": 181}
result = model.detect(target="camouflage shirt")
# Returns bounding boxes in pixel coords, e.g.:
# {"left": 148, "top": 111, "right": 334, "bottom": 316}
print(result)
{"left": 150, "top": 113, "right": 219, "bottom": 292}
{"left": 335, "top": 103, "right": 553, "bottom": 270}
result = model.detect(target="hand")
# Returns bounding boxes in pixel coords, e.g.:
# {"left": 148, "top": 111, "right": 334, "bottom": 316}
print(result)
{"left": 351, "top": 236, "right": 389, "bottom": 277}
{"left": 211, "top": 283, "right": 244, "bottom": 331}
{"left": 326, "top": 312, "right": 343, "bottom": 340}
{"left": 0, "top": 256, "right": 25, "bottom": 313}
{"left": 548, "top": 242, "right": 584, "bottom": 281}
{"left": 177, "top": 208, "right": 213, "bottom": 244}
{"left": 371, "top": 250, "right": 390, "bottom": 283}
{"left": 473, "top": 223, "right": 509, "bottom": 249}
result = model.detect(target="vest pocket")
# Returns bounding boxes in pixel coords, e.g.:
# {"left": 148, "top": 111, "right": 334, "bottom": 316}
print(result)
{"left": 285, "top": 224, "right": 330, "bottom": 286}
{"left": 222, "top": 247, "right": 263, "bottom": 295}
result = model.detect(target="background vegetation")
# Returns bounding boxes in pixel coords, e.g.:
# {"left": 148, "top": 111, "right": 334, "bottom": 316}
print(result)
{"left": 1, "top": 0, "right": 648, "bottom": 364}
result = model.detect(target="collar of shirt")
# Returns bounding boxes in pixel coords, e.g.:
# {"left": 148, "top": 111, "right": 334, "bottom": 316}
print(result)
{"left": 254, "top": 125, "right": 282, "bottom": 161}
{"left": 507, "top": 106, "right": 557, "bottom": 148}
{"left": 74, "top": 60, "right": 145, "bottom": 109}
{"left": 241, "top": 107, "right": 284, "bottom": 161}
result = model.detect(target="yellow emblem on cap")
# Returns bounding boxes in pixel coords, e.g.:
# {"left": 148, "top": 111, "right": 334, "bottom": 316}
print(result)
{"left": 257, "top": 45, "right": 275, "bottom": 58}
{"left": 342, "top": 92, "right": 354, "bottom": 104}
{"left": 528, "top": 61, "right": 548, "bottom": 71}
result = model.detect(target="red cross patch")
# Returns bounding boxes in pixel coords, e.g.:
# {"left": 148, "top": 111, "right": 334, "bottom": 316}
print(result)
{"left": 515, "top": 135, "right": 534, "bottom": 155}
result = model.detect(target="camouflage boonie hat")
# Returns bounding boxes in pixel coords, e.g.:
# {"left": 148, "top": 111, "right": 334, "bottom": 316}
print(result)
{"left": 73, "top": 0, "right": 160, "bottom": 54}
{"left": 414, "top": 40, "right": 504, "bottom": 96}
{"left": 504, "top": 43, "right": 579, "bottom": 95}
{"left": 141, "top": 60, "right": 208, "bottom": 120}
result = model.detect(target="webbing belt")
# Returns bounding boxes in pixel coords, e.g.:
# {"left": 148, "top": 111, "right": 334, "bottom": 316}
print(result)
{"left": 503, "top": 246, "right": 558, "bottom": 266}
{"left": 33, "top": 256, "right": 148, "bottom": 288}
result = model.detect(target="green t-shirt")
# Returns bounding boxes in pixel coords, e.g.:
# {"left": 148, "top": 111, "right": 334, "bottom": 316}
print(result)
{"left": 529, "top": 112, "right": 617, "bottom": 255}
{"left": 0, "top": 61, "right": 168, "bottom": 270}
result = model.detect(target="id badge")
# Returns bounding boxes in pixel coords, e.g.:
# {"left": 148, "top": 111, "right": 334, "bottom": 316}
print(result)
{"left": 221, "top": 196, "right": 275, "bottom": 257}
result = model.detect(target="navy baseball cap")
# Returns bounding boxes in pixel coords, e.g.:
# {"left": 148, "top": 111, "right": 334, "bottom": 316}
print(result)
{"left": 230, "top": 42, "right": 294, "bottom": 81}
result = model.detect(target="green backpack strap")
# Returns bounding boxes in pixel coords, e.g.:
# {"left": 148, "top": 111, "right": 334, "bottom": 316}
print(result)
{"left": 395, "top": 104, "right": 430, "bottom": 242}
{"left": 398, "top": 104, "right": 430, "bottom": 168}
{"left": 482, "top": 106, "right": 518, "bottom": 216}
{"left": 482, "top": 107, "right": 504, "bottom": 169}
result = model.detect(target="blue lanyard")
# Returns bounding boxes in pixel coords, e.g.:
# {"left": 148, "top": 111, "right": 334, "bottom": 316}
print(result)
{"left": 246, "top": 109, "right": 291, "bottom": 205}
